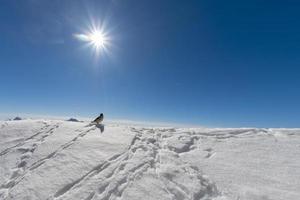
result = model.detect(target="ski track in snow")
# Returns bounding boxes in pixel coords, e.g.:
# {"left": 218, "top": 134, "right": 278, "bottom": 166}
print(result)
{"left": 0, "top": 122, "right": 97, "bottom": 199}
{"left": 0, "top": 122, "right": 51, "bottom": 157}
{"left": 0, "top": 123, "right": 60, "bottom": 190}
{"left": 1, "top": 120, "right": 300, "bottom": 200}
{"left": 50, "top": 127, "right": 221, "bottom": 200}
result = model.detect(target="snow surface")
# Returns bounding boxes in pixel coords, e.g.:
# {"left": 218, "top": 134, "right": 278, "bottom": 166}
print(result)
{"left": 0, "top": 119, "right": 299, "bottom": 200}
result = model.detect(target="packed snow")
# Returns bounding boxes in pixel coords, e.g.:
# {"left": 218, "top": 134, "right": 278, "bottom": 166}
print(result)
{"left": 0, "top": 119, "right": 299, "bottom": 200}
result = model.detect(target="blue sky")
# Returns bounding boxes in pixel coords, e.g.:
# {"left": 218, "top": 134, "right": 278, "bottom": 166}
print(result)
{"left": 0, "top": 0, "right": 300, "bottom": 127}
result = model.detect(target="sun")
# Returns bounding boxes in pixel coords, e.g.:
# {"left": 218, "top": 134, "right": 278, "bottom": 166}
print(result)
{"left": 74, "top": 27, "right": 110, "bottom": 56}
{"left": 89, "top": 30, "right": 107, "bottom": 49}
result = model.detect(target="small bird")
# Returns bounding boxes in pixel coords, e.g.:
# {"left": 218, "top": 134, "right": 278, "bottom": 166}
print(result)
{"left": 93, "top": 113, "right": 104, "bottom": 124}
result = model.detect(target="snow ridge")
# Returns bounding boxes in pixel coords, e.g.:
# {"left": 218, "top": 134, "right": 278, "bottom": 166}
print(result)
{"left": 1, "top": 120, "right": 300, "bottom": 200}
{"left": 51, "top": 127, "right": 219, "bottom": 200}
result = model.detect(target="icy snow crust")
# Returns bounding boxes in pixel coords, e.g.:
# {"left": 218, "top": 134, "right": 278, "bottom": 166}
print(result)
{"left": 0, "top": 120, "right": 299, "bottom": 200}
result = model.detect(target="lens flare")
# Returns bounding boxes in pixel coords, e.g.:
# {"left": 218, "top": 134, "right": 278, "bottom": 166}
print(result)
{"left": 89, "top": 30, "right": 107, "bottom": 49}
{"left": 74, "top": 24, "right": 111, "bottom": 57}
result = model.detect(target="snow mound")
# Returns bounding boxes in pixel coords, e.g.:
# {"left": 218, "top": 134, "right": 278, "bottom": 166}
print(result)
{"left": 66, "top": 118, "right": 80, "bottom": 122}
{"left": 0, "top": 120, "right": 300, "bottom": 200}
{"left": 13, "top": 117, "right": 22, "bottom": 121}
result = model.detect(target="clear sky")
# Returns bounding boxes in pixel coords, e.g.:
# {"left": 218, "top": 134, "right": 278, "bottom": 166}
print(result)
{"left": 0, "top": 0, "right": 300, "bottom": 127}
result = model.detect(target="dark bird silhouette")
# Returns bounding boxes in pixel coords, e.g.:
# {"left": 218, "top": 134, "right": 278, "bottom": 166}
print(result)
{"left": 93, "top": 113, "right": 104, "bottom": 124}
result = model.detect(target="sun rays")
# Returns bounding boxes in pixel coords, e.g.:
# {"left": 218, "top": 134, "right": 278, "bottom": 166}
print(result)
{"left": 74, "top": 21, "right": 112, "bottom": 58}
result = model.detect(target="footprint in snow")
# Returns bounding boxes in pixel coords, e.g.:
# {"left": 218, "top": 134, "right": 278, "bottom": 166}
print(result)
{"left": 203, "top": 147, "right": 216, "bottom": 158}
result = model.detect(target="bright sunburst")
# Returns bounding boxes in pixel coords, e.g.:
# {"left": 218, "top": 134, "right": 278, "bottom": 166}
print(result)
{"left": 89, "top": 30, "right": 107, "bottom": 49}
{"left": 74, "top": 25, "right": 111, "bottom": 57}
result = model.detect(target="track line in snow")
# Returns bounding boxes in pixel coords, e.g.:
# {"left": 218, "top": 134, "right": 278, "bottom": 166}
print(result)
{"left": 53, "top": 131, "right": 136, "bottom": 197}
{"left": 0, "top": 124, "right": 96, "bottom": 196}
{"left": 29, "top": 125, "right": 96, "bottom": 171}
{"left": 0, "top": 123, "right": 61, "bottom": 192}
{"left": 52, "top": 131, "right": 148, "bottom": 200}
{"left": 52, "top": 127, "right": 222, "bottom": 200}
{"left": 53, "top": 152, "right": 127, "bottom": 199}
{"left": 0, "top": 122, "right": 51, "bottom": 157}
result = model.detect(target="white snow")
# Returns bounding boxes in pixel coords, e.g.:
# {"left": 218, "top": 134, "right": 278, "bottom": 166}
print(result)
{"left": 0, "top": 119, "right": 299, "bottom": 200}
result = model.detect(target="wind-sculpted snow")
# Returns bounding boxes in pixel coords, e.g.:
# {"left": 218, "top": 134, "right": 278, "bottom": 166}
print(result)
{"left": 0, "top": 120, "right": 300, "bottom": 200}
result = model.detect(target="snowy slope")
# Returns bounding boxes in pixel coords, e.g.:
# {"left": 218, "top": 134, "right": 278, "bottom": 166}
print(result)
{"left": 0, "top": 120, "right": 299, "bottom": 200}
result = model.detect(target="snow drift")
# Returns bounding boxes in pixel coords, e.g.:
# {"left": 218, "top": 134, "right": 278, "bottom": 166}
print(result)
{"left": 0, "top": 119, "right": 299, "bottom": 200}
